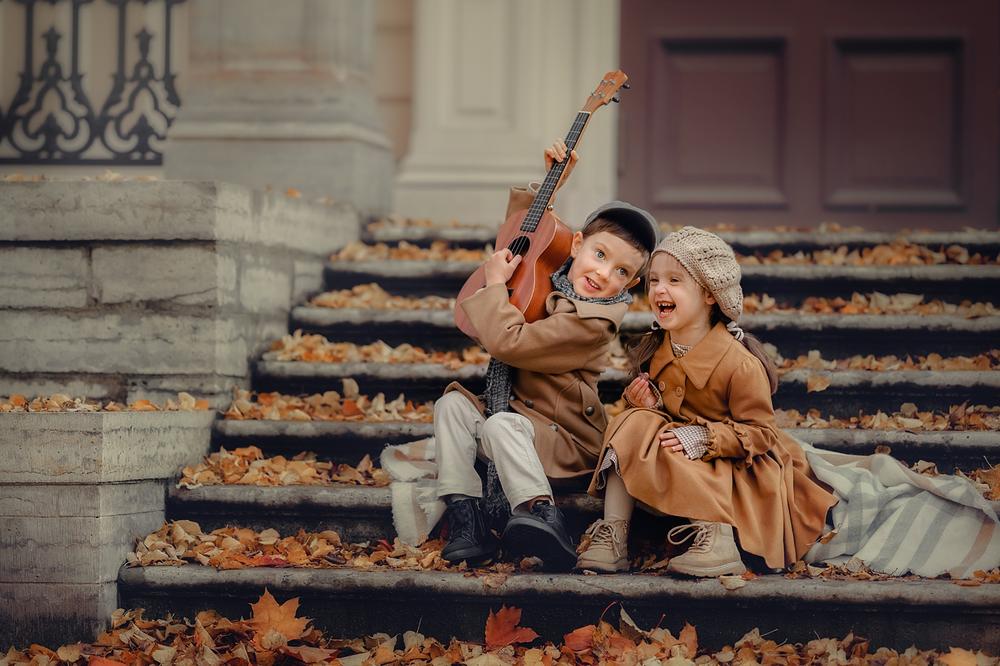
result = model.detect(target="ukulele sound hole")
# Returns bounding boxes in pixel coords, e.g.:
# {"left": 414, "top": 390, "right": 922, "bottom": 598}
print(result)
{"left": 508, "top": 237, "right": 530, "bottom": 257}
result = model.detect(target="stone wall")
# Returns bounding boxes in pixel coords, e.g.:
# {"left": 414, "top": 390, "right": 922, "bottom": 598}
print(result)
{"left": 0, "top": 180, "right": 359, "bottom": 405}
{"left": 0, "top": 410, "right": 214, "bottom": 646}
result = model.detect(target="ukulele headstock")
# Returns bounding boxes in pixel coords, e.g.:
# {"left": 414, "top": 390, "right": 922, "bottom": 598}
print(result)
{"left": 582, "top": 70, "right": 629, "bottom": 113}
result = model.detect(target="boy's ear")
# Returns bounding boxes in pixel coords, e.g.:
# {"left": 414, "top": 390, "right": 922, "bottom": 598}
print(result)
{"left": 625, "top": 275, "right": 641, "bottom": 291}
{"left": 570, "top": 231, "right": 585, "bottom": 257}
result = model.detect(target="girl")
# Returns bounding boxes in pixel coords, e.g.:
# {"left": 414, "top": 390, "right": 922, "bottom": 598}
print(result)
{"left": 576, "top": 227, "right": 837, "bottom": 575}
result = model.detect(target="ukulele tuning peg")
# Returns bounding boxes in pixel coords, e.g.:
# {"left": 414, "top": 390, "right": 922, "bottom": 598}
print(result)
{"left": 622, "top": 83, "right": 631, "bottom": 89}
{"left": 611, "top": 95, "right": 621, "bottom": 103}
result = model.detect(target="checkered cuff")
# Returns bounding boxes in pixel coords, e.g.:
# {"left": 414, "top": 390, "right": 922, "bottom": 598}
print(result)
{"left": 672, "top": 425, "right": 710, "bottom": 460}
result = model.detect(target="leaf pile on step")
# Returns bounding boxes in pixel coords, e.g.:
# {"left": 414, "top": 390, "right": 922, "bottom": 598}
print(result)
{"left": 8, "top": 595, "right": 995, "bottom": 666}
{"left": 775, "top": 349, "right": 1000, "bottom": 372}
{"left": 128, "top": 521, "right": 460, "bottom": 570}
{"left": 629, "top": 291, "right": 1000, "bottom": 317}
{"left": 264, "top": 331, "right": 490, "bottom": 367}
{"left": 178, "top": 447, "right": 389, "bottom": 489}
{"left": 0, "top": 392, "right": 210, "bottom": 413}
{"left": 605, "top": 399, "right": 1000, "bottom": 431}
{"left": 310, "top": 282, "right": 454, "bottom": 310}
{"left": 224, "top": 383, "right": 433, "bottom": 423}
{"left": 774, "top": 402, "right": 1000, "bottom": 432}
{"left": 748, "top": 292, "right": 999, "bottom": 317}
{"left": 739, "top": 242, "right": 998, "bottom": 266}
{"left": 332, "top": 240, "right": 491, "bottom": 262}
{"left": 368, "top": 214, "right": 485, "bottom": 230}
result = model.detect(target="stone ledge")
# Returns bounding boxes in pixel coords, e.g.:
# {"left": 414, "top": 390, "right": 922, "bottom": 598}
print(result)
{"left": 0, "top": 181, "right": 358, "bottom": 255}
{"left": 0, "top": 411, "right": 214, "bottom": 484}
{"left": 0, "top": 248, "right": 90, "bottom": 309}
{"left": 118, "top": 565, "right": 1000, "bottom": 651}
{"left": 0, "top": 310, "right": 275, "bottom": 376}
{"left": 0, "top": 581, "right": 118, "bottom": 648}
{"left": 1, "top": 510, "right": 164, "bottom": 584}
{"left": 0, "top": 479, "right": 164, "bottom": 518}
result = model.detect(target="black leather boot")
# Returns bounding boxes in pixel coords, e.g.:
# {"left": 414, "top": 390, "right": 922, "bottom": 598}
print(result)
{"left": 501, "top": 500, "right": 577, "bottom": 571}
{"left": 441, "top": 497, "right": 499, "bottom": 566}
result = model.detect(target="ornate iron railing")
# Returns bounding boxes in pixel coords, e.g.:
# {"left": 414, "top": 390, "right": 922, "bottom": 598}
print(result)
{"left": 0, "top": 0, "right": 185, "bottom": 165}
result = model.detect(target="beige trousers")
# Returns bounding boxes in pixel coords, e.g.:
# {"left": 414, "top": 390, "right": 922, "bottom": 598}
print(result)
{"left": 433, "top": 391, "right": 553, "bottom": 509}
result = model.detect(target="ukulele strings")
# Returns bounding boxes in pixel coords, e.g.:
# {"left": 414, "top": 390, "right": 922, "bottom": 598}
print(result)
{"left": 507, "top": 113, "right": 588, "bottom": 258}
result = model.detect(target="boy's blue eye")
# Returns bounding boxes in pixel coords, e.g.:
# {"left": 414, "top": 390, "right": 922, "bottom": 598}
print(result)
{"left": 595, "top": 249, "right": 605, "bottom": 259}
{"left": 617, "top": 267, "right": 627, "bottom": 277}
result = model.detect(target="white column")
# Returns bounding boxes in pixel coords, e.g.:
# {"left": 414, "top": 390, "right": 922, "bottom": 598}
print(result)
{"left": 164, "top": 0, "right": 394, "bottom": 216}
{"left": 394, "top": 0, "right": 621, "bottom": 227}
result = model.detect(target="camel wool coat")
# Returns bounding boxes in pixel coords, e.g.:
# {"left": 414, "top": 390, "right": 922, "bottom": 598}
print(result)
{"left": 444, "top": 186, "right": 628, "bottom": 479}
{"left": 588, "top": 322, "right": 838, "bottom": 568}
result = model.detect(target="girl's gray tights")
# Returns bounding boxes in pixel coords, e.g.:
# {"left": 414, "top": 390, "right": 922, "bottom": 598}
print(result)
{"left": 604, "top": 470, "right": 635, "bottom": 522}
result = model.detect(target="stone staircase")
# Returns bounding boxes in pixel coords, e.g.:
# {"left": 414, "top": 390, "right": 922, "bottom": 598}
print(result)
{"left": 118, "top": 224, "right": 1000, "bottom": 651}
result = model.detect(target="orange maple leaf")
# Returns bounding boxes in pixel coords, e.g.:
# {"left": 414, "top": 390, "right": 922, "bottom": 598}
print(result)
{"left": 88, "top": 657, "right": 126, "bottom": 666}
{"left": 678, "top": 622, "right": 698, "bottom": 658}
{"left": 563, "top": 625, "right": 595, "bottom": 652}
{"left": 484, "top": 605, "right": 539, "bottom": 650}
{"left": 248, "top": 589, "right": 310, "bottom": 642}
{"left": 342, "top": 399, "right": 364, "bottom": 418}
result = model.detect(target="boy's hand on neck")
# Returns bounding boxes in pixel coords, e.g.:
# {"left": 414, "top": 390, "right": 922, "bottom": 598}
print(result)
{"left": 484, "top": 249, "right": 522, "bottom": 286}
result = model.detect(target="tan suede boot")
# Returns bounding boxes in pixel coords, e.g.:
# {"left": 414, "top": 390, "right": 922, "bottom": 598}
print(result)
{"left": 575, "top": 519, "right": 629, "bottom": 573}
{"left": 665, "top": 520, "right": 747, "bottom": 577}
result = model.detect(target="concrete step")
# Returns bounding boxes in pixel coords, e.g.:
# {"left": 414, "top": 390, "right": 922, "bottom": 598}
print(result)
{"left": 324, "top": 260, "right": 1000, "bottom": 302}
{"left": 118, "top": 564, "right": 1000, "bottom": 651}
{"left": 213, "top": 419, "right": 999, "bottom": 469}
{"left": 290, "top": 306, "right": 1000, "bottom": 357}
{"left": 167, "top": 484, "right": 395, "bottom": 541}
{"left": 166, "top": 484, "right": 600, "bottom": 540}
{"left": 364, "top": 224, "right": 1000, "bottom": 254}
{"left": 252, "top": 360, "right": 1000, "bottom": 413}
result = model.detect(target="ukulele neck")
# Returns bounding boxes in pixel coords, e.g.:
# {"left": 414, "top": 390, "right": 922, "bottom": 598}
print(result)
{"left": 520, "top": 111, "right": 591, "bottom": 233}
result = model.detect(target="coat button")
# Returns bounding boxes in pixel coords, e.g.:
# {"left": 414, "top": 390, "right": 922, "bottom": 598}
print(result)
{"left": 658, "top": 381, "right": 666, "bottom": 392}
{"left": 524, "top": 399, "right": 534, "bottom": 408}
{"left": 585, "top": 406, "right": 595, "bottom": 416}
{"left": 674, "top": 386, "right": 683, "bottom": 397}
{"left": 550, "top": 423, "right": 558, "bottom": 431}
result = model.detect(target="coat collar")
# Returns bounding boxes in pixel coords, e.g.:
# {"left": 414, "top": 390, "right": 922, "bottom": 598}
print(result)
{"left": 649, "top": 321, "right": 733, "bottom": 390}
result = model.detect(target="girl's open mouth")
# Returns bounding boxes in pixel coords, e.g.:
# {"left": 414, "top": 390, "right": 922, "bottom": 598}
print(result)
{"left": 656, "top": 302, "right": 675, "bottom": 316}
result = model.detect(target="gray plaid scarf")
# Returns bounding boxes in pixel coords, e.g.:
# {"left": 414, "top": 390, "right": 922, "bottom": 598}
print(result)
{"left": 480, "top": 259, "right": 632, "bottom": 529}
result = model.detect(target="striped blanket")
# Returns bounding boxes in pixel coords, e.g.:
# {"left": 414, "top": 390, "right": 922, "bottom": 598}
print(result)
{"left": 802, "top": 442, "right": 1000, "bottom": 579}
{"left": 382, "top": 436, "right": 1000, "bottom": 578}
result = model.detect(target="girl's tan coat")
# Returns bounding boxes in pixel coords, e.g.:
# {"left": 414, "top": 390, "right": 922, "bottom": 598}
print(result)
{"left": 588, "top": 322, "right": 838, "bottom": 567}
{"left": 444, "top": 186, "right": 628, "bottom": 479}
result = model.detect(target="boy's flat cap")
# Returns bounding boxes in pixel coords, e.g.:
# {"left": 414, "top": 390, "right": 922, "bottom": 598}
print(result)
{"left": 583, "top": 201, "right": 660, "bottom": 254}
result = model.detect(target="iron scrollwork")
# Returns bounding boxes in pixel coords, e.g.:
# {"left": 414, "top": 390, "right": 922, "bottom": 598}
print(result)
{"left": 0, "top": 0, "right": 186, "bottom": 165}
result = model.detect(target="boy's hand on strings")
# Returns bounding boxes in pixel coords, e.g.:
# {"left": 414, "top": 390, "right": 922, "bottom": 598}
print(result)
{"left": 544, "top": 139, "right": 579, "bottom": 192}
{"left": 658, "top": 427, "right": 686, "bottom": 454}
{"left": 484, "top": 248, "right": 523, "bottom": 286}
{"left": 624, "top": 373, "right": 658, "bottom": 409}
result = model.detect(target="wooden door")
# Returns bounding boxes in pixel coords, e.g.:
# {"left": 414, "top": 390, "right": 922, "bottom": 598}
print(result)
{"left": 618, "top": 0, "right": 999, "bottom": 230}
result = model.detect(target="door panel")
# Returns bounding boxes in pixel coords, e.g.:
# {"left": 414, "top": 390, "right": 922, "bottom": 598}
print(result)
{"left": 619, "top": 0, "right": 998, "bottom": 230}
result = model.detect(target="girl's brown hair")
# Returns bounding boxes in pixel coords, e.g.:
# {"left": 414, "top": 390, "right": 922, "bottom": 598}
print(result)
{"left": 625, "top": 306, "right": 779, "bottom": 395}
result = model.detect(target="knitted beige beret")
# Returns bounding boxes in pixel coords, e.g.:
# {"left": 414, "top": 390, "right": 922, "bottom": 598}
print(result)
{"left": 653, "top": 226, "right": 743, "bottom": 322}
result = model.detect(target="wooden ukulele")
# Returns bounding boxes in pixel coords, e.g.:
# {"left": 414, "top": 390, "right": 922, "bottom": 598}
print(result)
{"left": 454, "top": 70, "right": 630, "bottom": 341}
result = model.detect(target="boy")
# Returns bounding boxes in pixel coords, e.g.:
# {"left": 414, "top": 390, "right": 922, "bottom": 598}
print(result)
{"left": 434, "top": 145, "right": 659, "bottom": 570}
